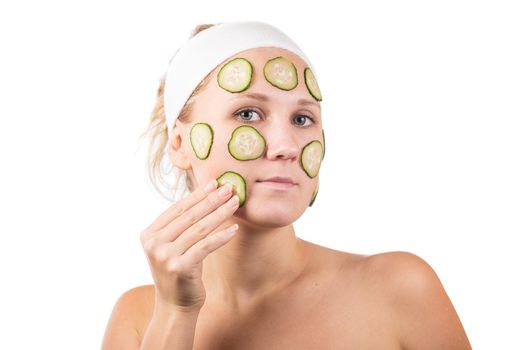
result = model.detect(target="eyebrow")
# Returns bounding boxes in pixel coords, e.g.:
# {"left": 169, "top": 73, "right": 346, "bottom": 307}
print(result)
{"left": 229, "top": 92, "right": 320, "bottom": 108}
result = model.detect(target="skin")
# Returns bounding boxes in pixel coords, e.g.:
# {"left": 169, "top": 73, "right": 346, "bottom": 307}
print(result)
{"left": 102, "top": 47, "right": 472, "bottom": 349}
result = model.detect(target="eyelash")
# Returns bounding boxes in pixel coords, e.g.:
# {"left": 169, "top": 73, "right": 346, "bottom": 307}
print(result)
{"left": 234, "top": 108, "right": 316, "bottom": 127}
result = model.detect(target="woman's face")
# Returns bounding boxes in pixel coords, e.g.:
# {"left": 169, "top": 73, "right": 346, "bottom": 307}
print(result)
{"left": 180, "top": 47, "right": 323, "bottom": 227}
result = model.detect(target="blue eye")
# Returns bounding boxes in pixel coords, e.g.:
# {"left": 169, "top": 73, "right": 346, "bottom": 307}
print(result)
{"left": 234, "top": 108, "right": 315, "bottom": 127}
{"left": 293, "top": 115, "right": 314, "bottom": 126}
{"left": 235, "top": 109, "right": 262, "bottom": 122}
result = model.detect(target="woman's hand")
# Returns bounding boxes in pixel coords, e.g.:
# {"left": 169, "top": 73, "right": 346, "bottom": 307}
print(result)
{"left": 140, "top": 180, "right": 239, "bottom": 314}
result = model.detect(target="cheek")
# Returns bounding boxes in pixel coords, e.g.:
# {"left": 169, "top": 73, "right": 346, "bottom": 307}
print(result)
{"left": 210, "top": 133, "right": 237, "bottom": 164}
{"left": 189, "top": 130, "right": 241, "bottom": 177}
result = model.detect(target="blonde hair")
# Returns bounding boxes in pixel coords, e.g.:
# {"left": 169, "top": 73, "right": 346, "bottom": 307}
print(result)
{"left": 138, "top": 23, "right": 216, "bottom": 202}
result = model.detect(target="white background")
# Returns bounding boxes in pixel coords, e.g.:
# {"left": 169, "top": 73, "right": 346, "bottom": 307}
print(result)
{"left": 1, "top": 1, "right": 523, "bottom": 349}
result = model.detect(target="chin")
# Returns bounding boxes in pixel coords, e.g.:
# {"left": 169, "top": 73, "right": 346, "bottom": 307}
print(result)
{"left": 236, "top": 199, "right": 305, "bottom": 228}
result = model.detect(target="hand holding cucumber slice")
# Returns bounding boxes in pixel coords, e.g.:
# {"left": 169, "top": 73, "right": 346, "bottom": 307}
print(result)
{"left": 216, "top": 171, "right": 247, "bottom": 208}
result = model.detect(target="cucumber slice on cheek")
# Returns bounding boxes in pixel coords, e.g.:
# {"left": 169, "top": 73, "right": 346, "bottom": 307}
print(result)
{"left": 322, "top": 129, "right": 326, "bottom": 160}
{"left": 190, "top": 122, "right": 214, "bottom": 160}
{"left": 309, "top": 181, "right": 319, "bottom": 207}
{"left": 216, "top": 171, "right": 247, "bottom": 208}
{"left": 300, "top": 140, "right": 323, "bottom": 178}
{"left": 228, "top": 125, "right": 266, "bottom": 161}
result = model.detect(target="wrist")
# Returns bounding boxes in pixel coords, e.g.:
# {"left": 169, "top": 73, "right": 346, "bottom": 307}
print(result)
{"left": 154, "top": 299, "right": 203, "bottom": 318}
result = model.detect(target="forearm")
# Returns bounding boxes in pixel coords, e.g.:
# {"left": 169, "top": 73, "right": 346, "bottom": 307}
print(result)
{"left": 140, "top": 306, "right": 200, "bottom": 350}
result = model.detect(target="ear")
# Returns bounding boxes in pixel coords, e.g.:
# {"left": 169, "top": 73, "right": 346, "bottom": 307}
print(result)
{"left": 167, "top": 120, "right": 192, "bottom": 171}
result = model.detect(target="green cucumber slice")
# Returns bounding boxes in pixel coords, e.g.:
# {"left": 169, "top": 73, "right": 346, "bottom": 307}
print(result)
{"left": 227, "top": 125, "right": 266, "bottom": 161}
{"left": 190, "top": 122, "right": 213, "bottom": 160}
{"left": 304, "top": 67, "right": 322, "bottom": 101}
{"left": 309, "top": 181, "right": 319, "bottom": 207}
{"left": 300, "top": 140, "right": 323, "bottom": 178}
{"left": 217, "top": 57, "right": 253, "bottom": 93}
{"left": 263, "top": 56, "right": 298, "bottom": 90}
{"left": 216, "top": 171, "right": 247, "bottom": 207}
{"left": 322, "top": 129, "right": 326, "bottom": 160}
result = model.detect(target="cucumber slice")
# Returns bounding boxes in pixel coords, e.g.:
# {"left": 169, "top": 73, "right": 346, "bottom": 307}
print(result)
{"left": 322, "top": 129, "right": 326, "bottom": 160}
{"left": 190, "top": 122, "right": 213, "bottom": 160}
{"left": 263, "top": 56, "right": 298, "bottom": 90}
{"left": 216, "top": 171, "right": 247, "bottom": 208}
{"left": 309, "top": 181, "right": 319, "bottom": 207}
{"left": 300, "top": 140, "right": 323, "bottom": 178}
{"left": 217, "top": 57, "right": 253, "bottom": 93}
{"left": 304, "top": 67, "right": 322, "bottom": 101}
{"left": 227, "top": 125, "right": 266, "bottom": 161}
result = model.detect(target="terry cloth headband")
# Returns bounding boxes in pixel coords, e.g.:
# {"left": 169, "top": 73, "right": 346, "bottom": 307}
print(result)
{"left": 162, "top": 20, "right": 317, "bottom": 141}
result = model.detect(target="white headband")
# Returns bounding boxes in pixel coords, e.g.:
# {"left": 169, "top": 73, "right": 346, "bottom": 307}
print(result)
{"left": 163, "top": 20, "right": 317, "bottom": 140}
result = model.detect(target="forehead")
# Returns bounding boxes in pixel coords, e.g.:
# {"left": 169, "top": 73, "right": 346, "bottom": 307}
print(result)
{"left": 203, "top": 47, "right": 319, "bottom": 103}
{"left": 220, "top": 47, "right": 309, "bottom": 71}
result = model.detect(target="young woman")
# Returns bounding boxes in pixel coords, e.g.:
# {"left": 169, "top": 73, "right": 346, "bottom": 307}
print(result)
{"left": 102, "top": 21, "right": 472, "bottom": 349}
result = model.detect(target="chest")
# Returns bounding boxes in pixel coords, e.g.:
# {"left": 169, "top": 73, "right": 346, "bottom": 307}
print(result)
{"left": 192, "top": 279, "right": 400, "bottom": 350}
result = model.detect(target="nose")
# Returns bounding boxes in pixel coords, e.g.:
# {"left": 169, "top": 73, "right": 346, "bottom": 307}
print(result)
{"left": 263, "top": 118, "right": 300, "bottom": 161}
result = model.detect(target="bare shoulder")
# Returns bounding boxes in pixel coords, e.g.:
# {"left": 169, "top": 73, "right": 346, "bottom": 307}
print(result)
{"left": 353, "top": 251, "right": 472, "bottom": 350}
{"left": 359, "top": 250, "right": 437, "bottom": 289}
{"left": 111, "top": 284, "right": 155, "bottom": 316}
{"left": 101, "top": 284, "right": 155, "bottom": 349}
{"left": 121, "top": 284, "right": 156, "bottom": 339}
{"left": 358, "top": 251, "right": 454, "bottom": 307}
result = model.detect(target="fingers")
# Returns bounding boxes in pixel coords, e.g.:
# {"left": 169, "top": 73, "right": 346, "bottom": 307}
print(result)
{"left": 178, "top": 224, "right": 239, "bottom": 265}
{"left": 142, "top": 179, "right": 218, "bottom": 237}
{"left": 158, "top": 183, "right": 237, "bottom": 244}
{"left": 168, "top": 194, "right": 240, "bottom": 256}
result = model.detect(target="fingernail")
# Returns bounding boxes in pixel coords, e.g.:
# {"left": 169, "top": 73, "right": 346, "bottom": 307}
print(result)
{"left": 204, "top": 179, "right": 217, "bottom": 193}
{"left": 218, "top": 184, "right": 232, "bottom": 196}
{"left": 226, "top": 224, "right": 239, "bottom": 234}
{"left": 226, "top": 195, "right": 239, "bottom": 207}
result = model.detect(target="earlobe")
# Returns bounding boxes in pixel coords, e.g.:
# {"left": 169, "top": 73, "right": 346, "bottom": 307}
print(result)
{"left": 167, "top": 125, "right": 192, "bottom": 171}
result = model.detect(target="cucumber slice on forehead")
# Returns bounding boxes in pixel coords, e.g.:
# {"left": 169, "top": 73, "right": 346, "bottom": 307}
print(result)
{"left": 216, "top": 171, "right": 247, "bottom": 207}
{"left": 217, "top": 57, "right": 253, "bottom": 93}
{"left": 190, "top": 122, "right": 214, "bottom": 160}
{"left": 304, "top": 67, "right": 322, "bottom": 101}
{"left": 228, "top": 125, "right": 266, "bottom": 160}
{"left": 309, "top": 181, "right": 319, "bottom": 207}
{"left": 300, "top": 140, "right": 323, "bottom": 178}
{"left": 263, "top": 56, "right": 298, "bottom": 90}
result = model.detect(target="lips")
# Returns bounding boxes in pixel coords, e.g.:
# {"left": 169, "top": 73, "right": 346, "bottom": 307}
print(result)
{"left": 257, "top": 176, "right": 296, "bottom": 185}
